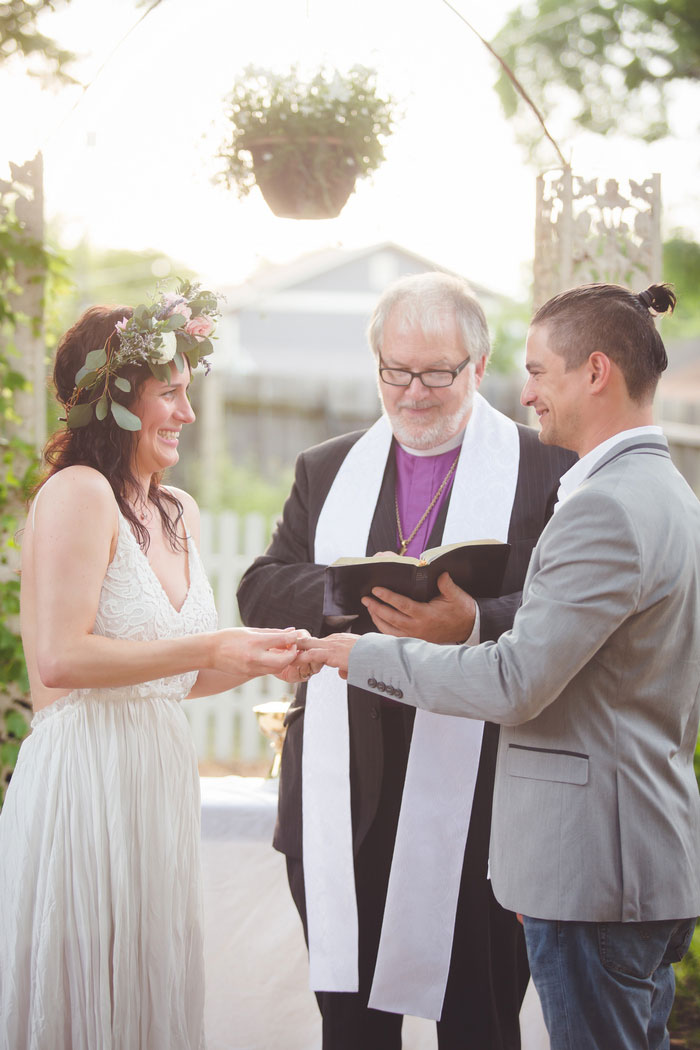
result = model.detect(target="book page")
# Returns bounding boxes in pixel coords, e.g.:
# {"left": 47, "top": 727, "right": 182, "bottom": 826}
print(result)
{"left": 421, "top": 538, "right": 503, "bottom": 562}
{"left": 330, "top": 553, "right": 422, "bottom": 567}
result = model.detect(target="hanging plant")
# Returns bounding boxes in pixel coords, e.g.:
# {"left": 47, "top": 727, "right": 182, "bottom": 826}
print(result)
{"left": 217, "top": 64, "right": 396, "bottom": 219}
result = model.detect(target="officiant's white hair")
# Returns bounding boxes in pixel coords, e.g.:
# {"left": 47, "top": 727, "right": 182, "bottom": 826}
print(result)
{"left": 367, "top": 271, "right": 491, "bottom": 366}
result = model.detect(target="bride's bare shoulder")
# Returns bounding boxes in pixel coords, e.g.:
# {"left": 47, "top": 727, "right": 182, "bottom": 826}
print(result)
{"left": 33, "top": 467, "right": 117, "bottom": 525}
{"left": 165, "top": 484, "right": 199, "bottom": 519}
{"left": 163, "top": 484, "right": 201, "bottom": 544}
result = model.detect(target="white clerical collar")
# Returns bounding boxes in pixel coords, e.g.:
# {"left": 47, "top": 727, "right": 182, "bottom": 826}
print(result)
{"left": 555, "top": 425, "right": 663, "bottom": 511}
{"left": 397, "top": 426, "right": 466, "bottom": 458}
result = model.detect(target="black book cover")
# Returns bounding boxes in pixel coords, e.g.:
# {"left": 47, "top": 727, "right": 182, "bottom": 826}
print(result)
{"left": 322, "top": 540, "right": 510, "bottom": 617}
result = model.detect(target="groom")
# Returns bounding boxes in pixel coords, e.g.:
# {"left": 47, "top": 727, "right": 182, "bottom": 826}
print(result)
{"left": 307, "top": 282, "right": 700, "bottom": 1050}
{"left": 238, "top": 271, "right": 574, "bottom": 1049}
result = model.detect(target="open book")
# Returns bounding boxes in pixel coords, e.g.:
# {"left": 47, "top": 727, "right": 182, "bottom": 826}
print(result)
{"left": 322, "top": 539, "right": 510, "bottom": 617}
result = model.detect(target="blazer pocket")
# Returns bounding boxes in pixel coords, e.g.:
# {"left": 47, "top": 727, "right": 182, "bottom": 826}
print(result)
{"left": 506, "top": 744, "right": 589, "bottom": 786}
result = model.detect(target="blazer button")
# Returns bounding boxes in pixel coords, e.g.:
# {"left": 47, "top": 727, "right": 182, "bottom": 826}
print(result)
{"left": 367, "top": 677, "right": 377, "bottom": 688}
{"left": 376, "top": 681, "right": 386, "bottom": 692}
{"left": 395, "top": 689, "right": 403, "bottom": 699}
{"left": 385, "top": 685, "right": 396, "bottom": 697}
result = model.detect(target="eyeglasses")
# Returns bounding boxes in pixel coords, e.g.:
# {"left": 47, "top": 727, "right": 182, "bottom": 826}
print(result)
{"left": 378, "top": 355, "right": 471, "bottom": 388}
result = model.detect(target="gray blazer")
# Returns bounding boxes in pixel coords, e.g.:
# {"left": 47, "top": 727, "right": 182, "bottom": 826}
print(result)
{"left": 350, "top": 436, "right": 700, "bottom": 922}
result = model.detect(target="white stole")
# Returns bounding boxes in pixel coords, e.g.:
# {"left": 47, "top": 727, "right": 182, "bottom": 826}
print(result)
{"left": 303, "top": 393, "right": 520, "bottom": 1018}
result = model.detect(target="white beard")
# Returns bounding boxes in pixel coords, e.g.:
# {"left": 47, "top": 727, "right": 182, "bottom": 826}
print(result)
{"left": 382, "top": 381, "right": 476, "bottom": 451}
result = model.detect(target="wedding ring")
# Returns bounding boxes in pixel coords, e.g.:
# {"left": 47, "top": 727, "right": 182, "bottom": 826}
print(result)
{"left": 299, "top": 668, "right": 313, "bottom": 681}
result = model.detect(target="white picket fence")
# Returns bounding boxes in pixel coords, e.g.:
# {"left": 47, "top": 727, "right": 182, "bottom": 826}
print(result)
{"left": 181, "top": 510, "right": 292, "bottom": 767}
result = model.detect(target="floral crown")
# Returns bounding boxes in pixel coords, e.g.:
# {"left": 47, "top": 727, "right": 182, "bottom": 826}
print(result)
{"left": 66, "top": 279, "right": 222, "bottom": 432}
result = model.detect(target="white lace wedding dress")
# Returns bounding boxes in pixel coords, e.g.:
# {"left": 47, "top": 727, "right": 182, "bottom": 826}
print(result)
{"left": 0, "top": 512, "right": 217, "bottom": 1050}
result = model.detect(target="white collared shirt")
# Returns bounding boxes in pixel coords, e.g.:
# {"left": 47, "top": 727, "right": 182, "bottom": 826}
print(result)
{"left": 554, "top": 425, "right": 664, "bottom": 511}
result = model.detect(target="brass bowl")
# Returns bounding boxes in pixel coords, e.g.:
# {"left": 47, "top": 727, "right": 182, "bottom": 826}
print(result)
{"left": 253, "top": 699, "right": 292, "bottom": 778}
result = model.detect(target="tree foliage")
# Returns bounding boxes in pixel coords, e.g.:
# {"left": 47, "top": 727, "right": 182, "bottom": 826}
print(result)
{"left": 0, "top": 0, "right": 77, "bottom": 83}
{"left": 662, "top": 233, "right": 700, "bottom": 337}
{"left": 52, "top": 241, "right": 194, "bottom": 330}
{"left": 493, "top": 0, "right": 700, "bottom": 152}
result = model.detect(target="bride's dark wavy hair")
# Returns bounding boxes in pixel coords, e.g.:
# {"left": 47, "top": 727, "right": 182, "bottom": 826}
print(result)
{"left": 37, "top": 305, "right": 185, "bottom": 552}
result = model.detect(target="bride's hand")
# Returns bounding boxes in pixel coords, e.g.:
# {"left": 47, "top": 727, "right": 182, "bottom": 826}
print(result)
{"left": 212, "top": 627, "right": 308, "bottom": 680}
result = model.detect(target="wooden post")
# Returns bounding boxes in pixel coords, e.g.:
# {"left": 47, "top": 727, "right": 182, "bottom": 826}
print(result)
{"left": 0, "top": 154, "right": 46, "bottom": 798}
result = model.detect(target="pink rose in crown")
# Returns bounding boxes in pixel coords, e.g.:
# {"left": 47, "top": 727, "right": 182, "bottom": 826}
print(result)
{"left": 160, "top": 293, "right": 192, "bottom": 321}
{"left": 184, "top": 315, "right": 215, "bottom": 340}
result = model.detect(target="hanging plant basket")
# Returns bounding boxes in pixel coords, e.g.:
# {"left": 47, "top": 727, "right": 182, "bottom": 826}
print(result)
{"left": 246, "top": 136, "right": 358, "bottom": 220}
{"left": 217, "top": 65, "right": 396, "bottom": 222}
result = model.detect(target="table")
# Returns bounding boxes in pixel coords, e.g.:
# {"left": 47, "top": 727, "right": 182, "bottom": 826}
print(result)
{"left": 199, "top": 776, "right": 549, "bottom": 1050}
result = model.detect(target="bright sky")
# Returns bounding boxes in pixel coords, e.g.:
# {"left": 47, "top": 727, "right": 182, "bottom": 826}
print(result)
{"left": 2, "top": 0, "right": 699, "bottom": 299}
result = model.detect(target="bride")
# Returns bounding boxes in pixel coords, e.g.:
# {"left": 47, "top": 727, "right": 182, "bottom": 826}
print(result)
{"left": 0, "top": 283, "right": 317, "bottom": 1050}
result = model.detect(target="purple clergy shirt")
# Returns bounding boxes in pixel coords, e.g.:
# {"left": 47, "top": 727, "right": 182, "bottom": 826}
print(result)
{"left": 394, "top": 443, "right": 461, "bottom": 558}
{"left": 375, "top": 443, "right": 461, "bottom": 709}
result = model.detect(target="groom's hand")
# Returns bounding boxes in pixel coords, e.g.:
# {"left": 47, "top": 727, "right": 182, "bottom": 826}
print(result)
{"left": 361, "top": 572, "right": 476, "bottom": 644}
{"left": 297, "top": 633, "right": 360, "bottom": 680}
{"left": 274, "top": 649, "right": 327, "bottom": 684}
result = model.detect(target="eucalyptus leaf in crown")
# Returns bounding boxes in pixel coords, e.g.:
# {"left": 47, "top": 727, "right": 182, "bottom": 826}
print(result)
{"left": 66, "top": 280, "right": 222, "bottom": 432}
{"left": 217, "top": 64, "right": 396, "bottom": 198}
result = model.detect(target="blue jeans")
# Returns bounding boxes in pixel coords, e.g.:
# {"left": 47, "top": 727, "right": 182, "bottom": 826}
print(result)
{"left": 523, "top": 915, "right": 696, "bottom": 1050}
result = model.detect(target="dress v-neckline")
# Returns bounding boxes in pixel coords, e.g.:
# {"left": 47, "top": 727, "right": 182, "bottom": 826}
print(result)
{"left": 118, "top": 514, "right": 193, "bottom": 616}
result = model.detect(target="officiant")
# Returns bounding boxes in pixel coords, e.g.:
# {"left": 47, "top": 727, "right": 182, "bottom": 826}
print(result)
{"left": 237, "top": 271, "right": 574, "bottom": 1050}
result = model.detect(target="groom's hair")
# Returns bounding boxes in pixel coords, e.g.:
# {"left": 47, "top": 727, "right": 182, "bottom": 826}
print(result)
{"left": 532, "top": 282, "right": 675, "bottom": 402}
{"left": 367, "top": 271, "right": 491, "bottom": 368}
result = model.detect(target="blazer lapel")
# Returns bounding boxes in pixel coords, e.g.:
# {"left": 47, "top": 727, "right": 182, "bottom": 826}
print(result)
{"left": 367, "top": 442, "right": 399, "bottom": 556}
{"left": 426, "top": 485, "right": 451, "bottom": 550}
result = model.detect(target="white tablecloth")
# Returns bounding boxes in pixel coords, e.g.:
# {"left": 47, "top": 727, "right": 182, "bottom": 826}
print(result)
{"left": 199, "top": 776, "right": 549, "bottom": 1050}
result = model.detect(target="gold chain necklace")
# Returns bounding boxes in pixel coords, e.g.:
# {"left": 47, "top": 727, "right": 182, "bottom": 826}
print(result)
{"left": 395, "top": 454, "right": 459, "bottom": 556}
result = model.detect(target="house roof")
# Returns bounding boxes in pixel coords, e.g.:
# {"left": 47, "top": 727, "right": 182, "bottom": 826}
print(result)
{"left": 218, "top": 241, "right": 507, "bottom": 312}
